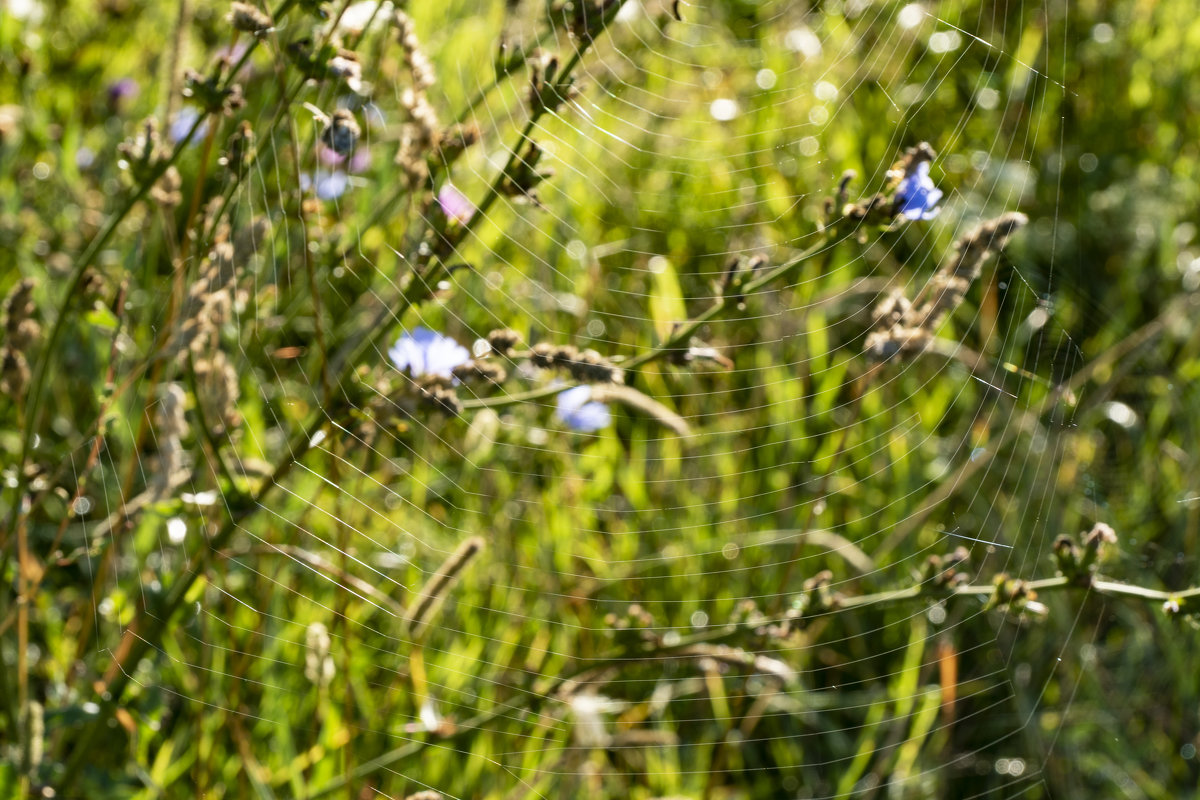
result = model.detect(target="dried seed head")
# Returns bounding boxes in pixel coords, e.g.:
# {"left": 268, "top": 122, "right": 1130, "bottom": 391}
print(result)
{"left": 551, "top": 344, "right": 579, "bottom": 365}
{"left": 1083, "top": 521, "right": 1117, "bottom": 552}
{"left": 150, "top": 383, "right": 191, "bottom": 499}
{"left": 168, "top": 236, "right": 244, "bottom": 360}
{"left": 870, "top": 289, "right": 911, "bottom": 329}
{"left": 419, "top": 384, "right": 462, "bottom": 415}
{"left": 435, "top": 123, "right": 480, "bottom": 165}
{"left": 394, "top": 10, "right": 436, "bottom": 90}
{"left": 404, "top": 537, "right": 486, "bottom": 638}
{"left": 221, "top": 120, "right": 256, "bottom": 176}
{"left": 150, "top": 166, "right": 183, "bottom": 208}
{"left": 157, "top": 382, "right": 189, "bottom": 440}
{"left": 945, "top": 212, "right": 1029, "bottom": 282}
{"left": 3, "top": 278, "right": 40, "bottom": 350}
{"left": 401, "top": 89, "right": 440, "bottom": 147}
{"left": 888, "top": 141, "right": 937, "bottom": 185}
{"left": 486, "top": 328, "right": 521, "bottom": 354}
{"left": 228, "top": 1, "right": 273, "bottom": 35}
{"left": 864, "top": 212, "right": 1028, "bottom": 362}
{"left": 118, "top": 118, "right": 167, "bottom": 182}
{"left": 194, "top": 350, "right": 242, "bottom": 435}
{"left": 563, "top": 349, "right": 622, "bottom": 384}
{"left": 452, "top": 360, "right": 507, "bottom": 385}
{"left": 304, "top": 622, "right": 335, "bottom": 686}
{"left": 0, "top": 348, "right": 29, "bottom": 397}
{"left": 328, "top": 52, "right": 364, "bottom": 93}
{"left": 395, "top": 128, "right": 430, "bottom": 186}
{"left": 530, "top": 342, "right": 556, "bottom": 368}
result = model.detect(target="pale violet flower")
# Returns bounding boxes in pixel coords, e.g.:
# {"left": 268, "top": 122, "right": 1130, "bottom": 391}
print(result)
{"left": 437, "top": 183, "right": 474, "bottom": 224}
{"left": 317, "top": 144, "right": 347, "bottom": 167}
{"left": 300, "top": 170, "right": 350, "bottom": 200}
{"left": 389, "top": 327, "right": 470, "bottom": 379}
{"left": 556, "top": 385, "right": 610, "bottom": 432}
{"left": 315, "top": 171, "right": 349, "bottom": 200}
{"left": 317, "top": 142, "right": 371, "bottom": 172}
{"left": 894, "top": 160, "right": 942, "bottom": 220}
{"left": 107, "top": 78, "right": 139, "bottom": 111}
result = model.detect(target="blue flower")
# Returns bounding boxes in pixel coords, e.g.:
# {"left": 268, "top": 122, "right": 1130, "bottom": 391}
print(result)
{"left": 389, "top": 327, "right": 471, "bottom": 379}
{"left": 169, "top": 106, "right": 209, "bottom": 145}
{"left": 316, "top": 171, "right": 348, "bottom": 200}
{"left": 300, "top": 170, "right": 350, "bottom": 200}
{"left": 894, "top": 160, "right": 942, "bottom": 220}
{"left": 556, "top": 385, "right": 611, "bottom": 432}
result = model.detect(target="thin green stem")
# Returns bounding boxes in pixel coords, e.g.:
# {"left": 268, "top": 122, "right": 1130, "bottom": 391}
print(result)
{"left": 184, "top": 352, "right": 242, "bottom": 495}
{"left": 57, "top": 12, "right": 623, "bottom": 794}
{"left": 305, "top": 566, "right": 1200, "bottom": 796}
{"left": 7, "top": 0, "right": 295, "bottom": 540}
{"left": 57, "top": 407, "right": 328, "bottom": 790}
{"left": 460, "top": 232, "right": 841, "bottom": 410}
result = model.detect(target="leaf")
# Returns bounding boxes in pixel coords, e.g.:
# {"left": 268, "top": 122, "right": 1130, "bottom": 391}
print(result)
{"left": 647, "top": 255, "right": 687, "bottom": 343}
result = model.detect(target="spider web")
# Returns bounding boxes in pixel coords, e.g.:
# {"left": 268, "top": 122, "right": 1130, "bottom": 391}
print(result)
{"left": 74, "top": 1, "right": 1127, "bottom": 798}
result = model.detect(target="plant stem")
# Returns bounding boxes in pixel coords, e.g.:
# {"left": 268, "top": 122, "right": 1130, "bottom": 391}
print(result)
{"left": 304, "top": 567, "right": 1200, "bottom": 796}
{"left": 56, "top": 11, "right": 624, "bottom": 794}
{"left": 460, "top": 233, "right": 843, "bottom": 410}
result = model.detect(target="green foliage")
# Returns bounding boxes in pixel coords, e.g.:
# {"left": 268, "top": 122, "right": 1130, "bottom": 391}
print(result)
{"left": 2, "top": 0, "right": 1200, "bottom": 798}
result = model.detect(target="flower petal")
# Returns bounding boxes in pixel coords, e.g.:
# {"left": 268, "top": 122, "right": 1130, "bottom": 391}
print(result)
{"left": 556, "top": 386, "right": 611, "bottom": 432}
{"left": 895, "top": 160, "right": 942, "bottom": 220}
{"left": 438, "top": 183, "right": 475, "bottom": 224}
{"left": 388, "top": 327, "right": 470, "bottom": 379}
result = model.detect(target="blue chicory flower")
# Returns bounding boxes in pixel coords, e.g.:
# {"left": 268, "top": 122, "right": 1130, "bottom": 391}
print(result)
{"left": 300, "top": 170, "right": 350, "bottom": 200}
{"left": 389, "top": 327, "right": 471, "bottom": 379}
{"left": 556, "top": 385, "right": 611, "bottom": 432}
{"left": 169, "top": 106, "right": 209, "bottom": 145}
{"left": 894, "top": 160, "right": 942, "bottom": 220}
{"left": 315, "top": 171, "right": 349, "bottom": 200}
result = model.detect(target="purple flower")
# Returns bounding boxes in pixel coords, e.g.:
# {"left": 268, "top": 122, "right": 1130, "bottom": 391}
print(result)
{"left": 317, "top": 144, "right": 371, "bottom": 172}
{"left": 169, "top": 106, "right": 209, "bottom": 145}
{"left": 215, "top": 43, "right": 253, "bottom": 80}
{"left": 107, "top": 78, "right": 139, "bottom": 110}
{"left": 556, "top": 386, "right": 611, "bottom": 432}
{"left": 317, "top": 143, "right": 347, "bottom": 167}
{"left": 389, "top": 327, "right": 471, "bottom": 379}
{"left": 894, "top": 160, "right": 942, "bottom": 220}
{"left": 437, "top": 183, "right": 474, "bottom": 224}
{"left": 350, "top": 147, "right": 371, "bottom": 173}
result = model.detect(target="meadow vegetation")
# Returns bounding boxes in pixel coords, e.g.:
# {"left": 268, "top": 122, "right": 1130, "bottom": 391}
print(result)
{"left": 2, "top": 0, "right": 1200, "bottom": 797}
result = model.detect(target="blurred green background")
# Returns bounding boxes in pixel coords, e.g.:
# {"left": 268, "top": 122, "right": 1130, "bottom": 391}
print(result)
{"left": 2, "top": 0, "right": 1200, "bottom": 797}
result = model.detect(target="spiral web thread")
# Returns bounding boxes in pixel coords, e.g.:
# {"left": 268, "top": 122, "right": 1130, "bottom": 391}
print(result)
{"left": 83, "top": 1, "right": 1106, "bottom": 798}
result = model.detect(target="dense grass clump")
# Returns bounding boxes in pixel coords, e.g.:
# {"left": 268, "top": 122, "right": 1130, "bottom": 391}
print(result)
{"left": 2, "top": 1, "right": 1200, "bottom": 798}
